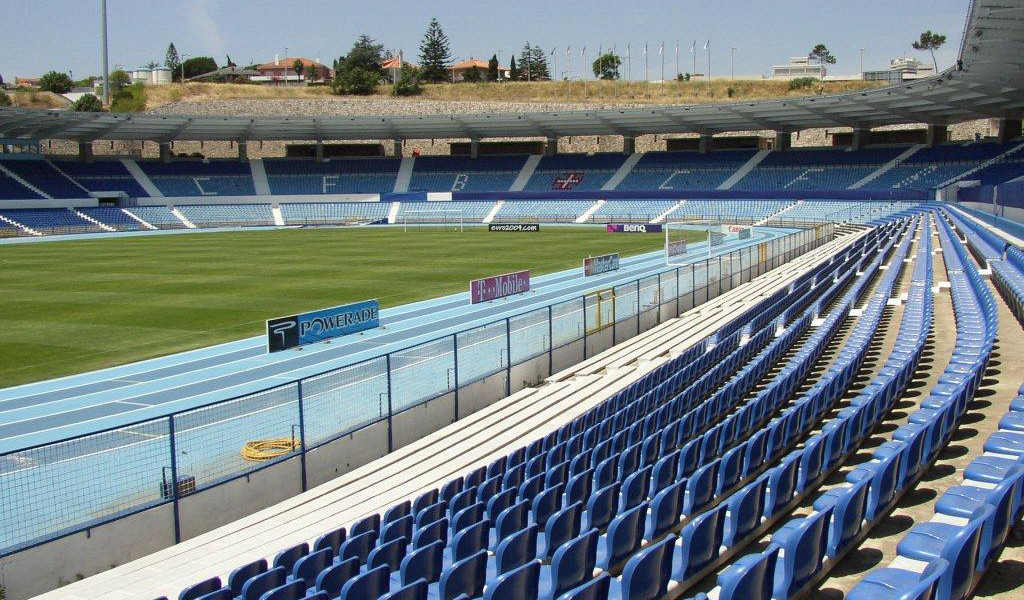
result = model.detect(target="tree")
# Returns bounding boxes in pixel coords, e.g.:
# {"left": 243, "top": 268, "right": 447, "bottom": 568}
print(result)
{"left": 419, "top": 18, "right": 452, "bottom": 83}
{"left": 529, "top": 45, "right": 551, "bottom": 80}
{"left": 0, "top": 73, "right": 5, "bottom": 87}
{"left": 808, "top": 44, "right": 836, "bottom": 67}
{"left": 488, "top": 54, "right": 499, "bottom": 81}
{"left": 293, "top": 59, "right": 305, "bottom": 80}
{"left": 225, "top": 55, "right": 237, "bottom": 68}
{"left": 306, "top": 64, "right": 319, "bottom": 83}
{"left": 145, "top": 61, "right": 160, "bottom": 70}
{"left": 509, "top": 55, "right": 520, "bottom": 81}
{"left": 462, "top": 65, "right": 482, "bottom": 83}
{"left": 109, "top": 69, "right": 131, "bottom": 92}
{"left": 181, "top": 56, "right": 218, "bottom": 79}
{"left": 72, "top": 93, "right": 103, "bottom": 112}
{"left": 392, "top": 66, "right": 423, "bottom": 96}
{"left": 0, "top": 90, "right": 11, "bottom": 107}
{"left": 39, "top": 71, "right": 73, "bottom": 93}
{"left": 912, "top": 30, "right": 947, "bottom": 71}
{"left": 592, "top": 53, "right": 621, "bottom": 80}
{"left": 333, "top": 35, "right": 385, "bottom": 94}
{"left": 165, "top": 43, "right": 181, "bottom": 76}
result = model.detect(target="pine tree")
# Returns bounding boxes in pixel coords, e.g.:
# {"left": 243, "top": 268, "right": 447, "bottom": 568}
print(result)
{"left": 530, "top": 45, "right": 550, "bottom": 80}
{"left": 488, "top": 54, "right": 499, "bottom": 81}
{"left": 419, "top": 18, "right": 452, "bottom": 83}
{"left": 509, "top": 55, "right": 520, "bottom": 81}
{"left": 165, "top": 43, "right": 181, "bottom": 79}
{"left": 519, "top": 43, "right": 534, "bottom": 81}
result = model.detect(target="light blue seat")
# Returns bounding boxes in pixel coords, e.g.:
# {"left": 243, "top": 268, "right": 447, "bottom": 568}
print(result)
{"left": 607, "top": 534, "right": 677, "bottom": 600}
{"left": 895, "top": 505, "right": 992, "bottom": 600}
{"left": 180, "top": 577, "right": 222, "bottom": 600}
{"left": 846, "top": 559, "right": 948, "bottom": 600}
{"left": 671, "top": 505, "right": 726, "bottom": 582}
{"left": 316, "top": 558, "right": 360, "bottom": 597}
{"left": 596, "top": 503, "right": 648, "bottom": 571}
{"left": 696, "top": 544, "right": 780, "bottom": 600}
{"left": 485, "top": 560, "right": 540, "bottom": 600}
{"left": 770, "top": 507, "right": 833, "bottom": 599}
{"left": 539, "top": 529, "right": 599, "bottom": 600}
{"left": 554, "top": 572, "right": 610, "bottom": 600}
{"left": 813, "top": 478, "right": 871, "bottom": 558}
{"left": 340, "top": 565, "right": 389, "bottom": 600}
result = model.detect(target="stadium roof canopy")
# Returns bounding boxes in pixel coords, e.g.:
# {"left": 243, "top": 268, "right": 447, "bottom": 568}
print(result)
{"left": 0, "top": 0, "right": 1022, "bottom": 144}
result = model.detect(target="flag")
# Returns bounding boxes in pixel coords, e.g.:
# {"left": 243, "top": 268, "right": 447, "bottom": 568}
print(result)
{"left": 704, "top": 40, "right": 710, "bottom": 50}
{"left": 551, "top": 47, "right": 556, "bottom": 55}
{"left": 581, "top": 45, "right": 586, "bottom": 57}
{"left": 659, "top": 42, "right": 664, "bottom": 55}
{"left": 643, "top": 43, "right": 647, "bottom": 55}
{"left": 691, "top": 40, "right": 696, "bottom": 52}
{"left": 566, "top": 45, "right": 571, "bottom": 56}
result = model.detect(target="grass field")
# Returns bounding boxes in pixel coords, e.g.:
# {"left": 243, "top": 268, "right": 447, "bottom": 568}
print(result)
{"left": 0, "top": 226, "right": 705, "bottom": 387}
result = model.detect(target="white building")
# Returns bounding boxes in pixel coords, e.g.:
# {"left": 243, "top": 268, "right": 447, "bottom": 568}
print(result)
{"left": 771, "top": 56, "right": 827, "bottom": 80}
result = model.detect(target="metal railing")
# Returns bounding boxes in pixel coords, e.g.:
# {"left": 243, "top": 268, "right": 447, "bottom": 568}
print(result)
{"left": 0, "top": 225, "right": 832, "bottom": 557}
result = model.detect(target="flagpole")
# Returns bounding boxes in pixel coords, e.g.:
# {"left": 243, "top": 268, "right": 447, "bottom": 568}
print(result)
{"left": 707, "top": 40, "right": 711, "bottom": 80}
{"left": 660, "top": 42, "right": 665, "bottom": 82}
{"left": 644, "top": 42, "right": 648, "bottom": 82}
{"left": 626, "top": 43, "right": 631, "bottom": 81}
{"left": 692, "top": 40, "right": 697, "bottom": 79}
{"left": 675, "top": 41, "right": 679, "bottom": 80}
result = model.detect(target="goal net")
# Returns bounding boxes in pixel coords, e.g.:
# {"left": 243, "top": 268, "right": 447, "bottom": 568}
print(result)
{"left": 402, "top": 208, "right": 465, "bottom": 232}
{"left": 665, "top": 221, "right": 752, "bottom": 266}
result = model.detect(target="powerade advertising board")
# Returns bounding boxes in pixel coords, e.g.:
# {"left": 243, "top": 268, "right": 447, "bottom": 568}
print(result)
{"left": 489, "top": 223, "right": 540, "bottom": 232}
{"left": 470, "top": 270, "right": 531, "bottom": 304}
{"left": 607, "top": 223, "right": 663, "bottom": 234}
{"left": 584, "top": 253, "right": 620, "bottom": 276}
{"left": 267, "top": 299, "right": 380, "bottom": 353}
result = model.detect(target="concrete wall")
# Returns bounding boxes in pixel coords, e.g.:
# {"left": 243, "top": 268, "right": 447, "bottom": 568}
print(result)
{"left": 510, "top": 354, "right": 551, "bottom": 394}
{"left": 305, "top": 420, "right": 390, "bottom": 488}
{"left": 393, "top": 393, "right": 456, "bottom": 450}
{"left": 639, "top": 308, "right": 660, "bottom": 334}
{"left": 586, "top": 327, "right": 615, "bottom": 358}
{"left": 552, "top": 340, "right": 585, "bottom": 373}
{"left": 0, "top": 504, "right": 176, "bottom": 600}
{"left": 457, "top": 372, "right": 507, "bottom": 418}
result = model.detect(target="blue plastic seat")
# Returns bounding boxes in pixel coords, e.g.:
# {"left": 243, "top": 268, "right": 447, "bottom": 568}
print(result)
{"left": 340, "top": 565, "right": 389, "bottom": 600}
{"left": 596, "top": 503, "right": 648, "bottom": 571}
{"left": 584, "top": 483, "right": 621, "bottom": 532}
{"left": 437, "top": 550, "right": 488, "bottom": 600}
{"left": 452, "top": 502, "right": 485, "bottom": 535}
{"left": 846, "top": 450, "right": 901, "bottom": 520}
{"left": 416, "top": 501, "right": 447, "bottom": 530}
{"left": 706, "top": 544, "right": 780, "bottom": 600}
{"left": 397, "top": 540, "right": 444, "bottom": 586}
{"left": 383, "top": 579, "right": 428, "bottom": 600}
{"left": 291, "top": 549, "right": 332, "bottom": 585}
{"left": 180, "top": 577, "right": 221, "bottom": 600}
{"left": 555, "top": 572, "right": 610, "bottom": 600}
{"left": 352, "top": 514, "right": 382, "bottom": 537}
{"left": 340, "top": 530, "right": 378, "bottom": 563}
{"left": 383, "top": 515, "right": 414, "bottom": 545}
{"left": 258, "top": 580, "right": 306, "bottom": 600}
{"left": 671, "top": 505, "right": 726, "bottom": 582}
{"left": 770, "top": 507, "right": 833, "bottom": 599}
{"left": 607, "top": 534, "right": 676, "bottom": 600}
{"left": 489, "top": 524, "right": 538, "bottom": 580}
{"left": 273, "top": 543, "right": 309, "bottom": 574}
{"left": 763, "top": 453, "right": 800, "bottom": 518}
{"left": 450, "top": 521, "right": 490, "bottom": 566}
{"left": 934, "top": 467, "right": 1024, "bottom": 566}
{"left": 193, "top": 590, "right": 230, "bottom": 600}
{"left": 645, "top": 480, "right": 685, "bottom": 541}
{"left": 484, "top": 560, "right": 541, "bottom": 600}
{"left": 846, "top": 559, "right": 948, "bottom": 600}
{"left": 723, "top": 474, "right": 768, "bottom": 547}
{"left": 539, "top": 529, "right": 599, "bottom": 600}
{"left": 495, "top": 500, "right": 529, "bottom": 548}
{"left": 412, "top": 518, "right": 448, "bottom": 550}
{"left": 368, "top": 536, "right": 407, "bottom": 574}
{"left": 240, "top": 568, "right": 286, "bottom": 600}
{"left": 683, "top": 460, "right": 719, "bottom": 516}
{"left": 229, "top": 559, "right": 268, "bottom": 597}
{"left": 896, "top": 505, "right": 992, "bottom": 600}
{"left": 539, "top": 502, "right": 583, "bottom": 561}
{"left": 315, "top": 558, "right": 360, "bottom": 598}
{"left": 813, "top": 478, "right": 870, "bottom": 558}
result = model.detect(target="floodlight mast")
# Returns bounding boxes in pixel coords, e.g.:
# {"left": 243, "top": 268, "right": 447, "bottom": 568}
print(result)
{"left": 101, "top": 0, "right": 110, "bottom": 104}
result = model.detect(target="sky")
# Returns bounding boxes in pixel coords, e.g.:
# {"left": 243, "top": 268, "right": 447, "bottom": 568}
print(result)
{"left": 1, "top": 0, "right": 970, "bottom": 81}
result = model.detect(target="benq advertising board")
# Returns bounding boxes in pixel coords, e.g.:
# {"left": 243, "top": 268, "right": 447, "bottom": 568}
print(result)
{"left": 489, "top": 223, "right": 540, "bottom": 232}
{"left": 607, "top": 223, "right": 663, "bottom": 234}
{"left": 584, "top": 253, "right": 620, "bottom": 276}
{"left": 470, "top": 270, "right": 531, "bottom": 304}
{"left": 267, "top": 299, "right": 380, "bottom": 353}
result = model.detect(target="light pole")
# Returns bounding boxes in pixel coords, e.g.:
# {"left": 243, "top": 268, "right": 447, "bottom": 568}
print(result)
{"left": 100, "top": 0, "right": 109, "bottom": 104}
{"left": 860, "top": 47, "right": 866, "bottom": 77}
{"left": 284, "top": 46, "right": 289, "bottom": 86}
{"left": 731, "top": 47, "right": 736, "bottom": 80}
{"left": 180, "top": 54, "right": 190, "bottom": 84}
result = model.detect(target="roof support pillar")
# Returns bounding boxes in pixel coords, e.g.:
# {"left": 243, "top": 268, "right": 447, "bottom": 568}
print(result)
{"left": 997, "top": 118, "right": 1022, "bottom": 144}
{"left": 238, "top": 141, "right": 249, "bottom": 161}
{"left": 314, "top": 141, "right": 324, "bottom": 162}
{"left": 392, "top": 138, "right": 403, "bottom": 158}
{"left": 926, "top": 124, "right": 947, "bottom": 148}
{"left": 622, "top": 136, "right": 636, "bottom": 155}
{"left": 545, "top": 137, "right": 559, "bottom": 156}
{"left": 698, "top": 134, "right": 712, "bottom": 154}
{"left": 470, "top": 138, "right": 480, "bottom": 159}
{"left": 78, "top": 141, "right": 94, "bottom": 163}
{"left": 851, "top": 128, "right": 868, "bottom": 151}
{"left": 159, "top": 142, "right": 172, "bottom": 163}
{"left": 775, "top": 131, "right": 791, "bottom": 151}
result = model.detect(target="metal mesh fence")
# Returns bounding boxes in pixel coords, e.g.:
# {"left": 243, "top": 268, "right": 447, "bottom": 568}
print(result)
{"left": 614, "top": 282, "right": 638, "bottom": 321}
{"left": 0, "top": 418, "right": 171, "bottom": 553}
{"left": 659, "top": 270, "right": 678, "bottom": 305}
{"left": 510, "top": 308, "right": 550, "bottom": 364}
{"left": 638, "top": 275, "right": 660, "bottom": 312}
{"left": 174, "top": 383, "right": 301, "bottom": 490}
{"left": 302, "top": 357, "right": 388, "bottom": 445}
{"left": 391, "top": 337, "right": 455, "bottom": 411}
{"left": 551, "top": 297, "right": 584, "bottom": 348}
{"left": 457, "top": 320, "right": 508, "bottom": 383}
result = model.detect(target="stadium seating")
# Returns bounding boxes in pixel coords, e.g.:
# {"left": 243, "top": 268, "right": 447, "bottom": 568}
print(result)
{"left": 264, "top": 158, "right": 401, "bottom": 195}
{"left": 1, "top": 159, "right": 89, "bottom": 199}
{"left": 408, "top": 156, "right": 528, "bottom": 192}
{"left": 734, "top": 147, "right": 906, "bottom": 191}
{"left": 51, "top": 160, "right": 151, "bottom": 198}
{"left": 78, "top": 207, "right": 146, "bottom": 231}
{"left": 864, "top": 142, "right": 1023, "bottom": 190}
{"left": 524, "top": 154, "right": 627, "bottom": 192}
{"left": 175, "top": 204, "right": 275, "bottom": 227}
{"left": 139, "top": 160, "right": 257, "bottom": 197}
{"left": 0, "top": 208, "right": 106, "bottom": 233}
{"left": 400, "top": 201, "right": 496, "bottom": 223}
{"left": 620, "top": 151, "right": 757, "bottom": 191}
{"left": 493, "top": 201, "right": 594, "bottom": 222}
{"left": 127, "top": 206, "right": 189, "bottom": 229}
{"left": 0, "top": 169, "right": 44, "bottom": 200}
{"left": 280, "top": 202, "right": 390, "bottom": 225}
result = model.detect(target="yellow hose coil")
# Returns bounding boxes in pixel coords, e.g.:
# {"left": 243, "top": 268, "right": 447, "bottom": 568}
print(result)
{"left": 242, "top": 438, "right": 300, "bottom": 461}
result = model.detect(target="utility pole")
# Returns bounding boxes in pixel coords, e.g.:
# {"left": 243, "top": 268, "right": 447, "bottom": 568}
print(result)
{"left": 860, "top": 47, "right": 866, "bottom": 77}
{"left": 731, "top": 47, "right": 736, "bottom": 80}
{"left": 100, "top": 0, "right": 110, "bottom": 104}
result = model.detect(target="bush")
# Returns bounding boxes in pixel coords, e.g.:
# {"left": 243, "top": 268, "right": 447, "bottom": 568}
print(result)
{"left": 72, "top": 93, "right": 103, "bottom": 112}
{"left": 0, "top": 90, "right": 11, "bottom": 106}
{"left": 333, "top": 67, "right": 380, "bottom": 95}
{"left": 788, "top": 77, "right": 819, "bottom": 91}
{"left": 39, "top": 71, "right": 74, "bottom": 94}
{"left": 110, "top": 83, "right": 147, "bottom": 112}
{"left": 392, "top": 67, "right": 422, "bottom": 96}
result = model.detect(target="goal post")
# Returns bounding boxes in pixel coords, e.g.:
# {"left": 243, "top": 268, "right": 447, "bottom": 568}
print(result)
{"left": 402, "top": 208, "right": 465, "bottom": 232}
{"left": 665, "top": 220, "right": 753, "bottom": 265}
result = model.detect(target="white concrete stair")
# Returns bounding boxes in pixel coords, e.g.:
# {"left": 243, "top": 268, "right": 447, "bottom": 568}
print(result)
{"left": 653, "top": 200, "right": 686, "bottom": 224}
{"left": 718, "top": 149, "right": 770, "bottom": 190}
{"left": 602, "top": 153, "right": 643, "bottom": 190}
{"left": 169, "top": 206, "right": 197, "bottom": 228}
{"left": 122, "top": 160, "right": 164, "bottom": 197}
{"left": 47, "top": 160, "right": 93, "bottom": 195}
{"left": 575, "top": 200, "right": 606, "bottom": 223}
{"left": 387, "top": 202, "right": 401, "bottom": 224}
{"left": 0, "top": 213, "right": 42, "bottom": 236}
{"left": 394, "top": 157, "right": 415, "bottom": 193}
{"left": 511, "top": 155, "right": 541, "bottom": 191}
{"left": 271, "top": 205, "right": 285, "bottom": 226}
{"left": 122, "top": 208, "right": 157, "bottom": 230}
{"left": 483, "top": 201, "right": 504, "bottom": 223}
{"left": 756, "top": 200, "right": 801, "bottom": 226}
{"left": 72, "top": 208, "right": 116, "bottom": 232}
{"left": 849, "top": 144, "right": 922, "bottom": 189}
{"left": 0, "top": 163, "right": 52, "bottom": 199}
{"left": 250, "top": 159, "right": 272, "bottom": 196}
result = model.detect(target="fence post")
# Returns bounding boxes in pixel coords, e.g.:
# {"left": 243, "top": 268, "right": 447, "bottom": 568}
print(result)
{"left": 548, "top": 305, "right": 554, "bottom": 375}
{"left": 296, "top": 380, "right": 308, "bottom": 492}
{"left": 505, "top": 317, "right": 512, "bottom": 397}
{"left": 582, "top": 295, "right": 588, "bottom": 359}
{"left": 167, "top": 415, "right": 182, "bottom": 544}
{"left": 385, "top": 354, "right": 394, "bottom": 452}
{"left": 635, "top": 279, "right": 641, "bottom": 335}
{"left": 676, "top": 267, "right": 681, "bottom": 317}
{"left": 452, "top": 334, "right": 460, "bottom": 421}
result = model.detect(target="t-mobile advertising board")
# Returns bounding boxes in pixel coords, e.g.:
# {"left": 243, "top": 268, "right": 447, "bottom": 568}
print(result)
{"left": 583, "top": 253, "right": 620, "bottom": 276}
{"left": 470, "top": 270, "right": 531, "bottom": 304}
{"left": 607, "top": 223, "right": 663, "bottom": 234}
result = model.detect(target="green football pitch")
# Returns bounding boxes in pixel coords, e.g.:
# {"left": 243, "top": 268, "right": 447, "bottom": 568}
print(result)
{"left": 0, "top": 226, "right": 706, "bottom": 387}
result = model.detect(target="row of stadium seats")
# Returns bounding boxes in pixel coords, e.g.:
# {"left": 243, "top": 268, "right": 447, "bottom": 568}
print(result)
{"left": 154, "top": 223, "right": 907, "bottom": 600}
{"left": 1, "top": 143, "right": 1021, "bottom": 201}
